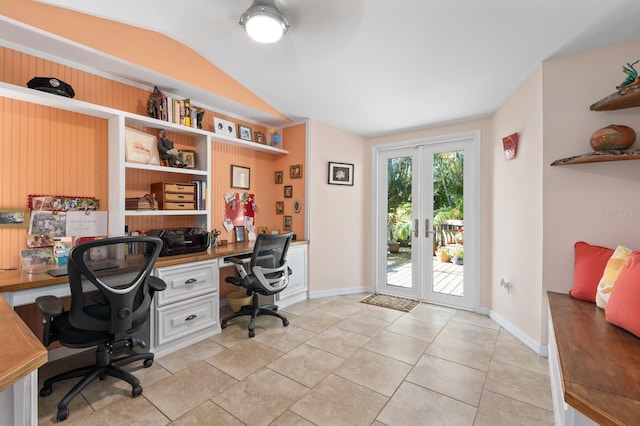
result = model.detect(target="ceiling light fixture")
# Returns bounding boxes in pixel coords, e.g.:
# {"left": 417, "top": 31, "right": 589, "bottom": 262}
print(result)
{"left": 239, "top": 0, "right": 289, "bottom": 44}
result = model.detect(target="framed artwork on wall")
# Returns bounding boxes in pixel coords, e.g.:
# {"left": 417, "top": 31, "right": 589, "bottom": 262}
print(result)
{"left": 0, "top": 208, "right": 30, "bottom": 228}
{"left": 275, "top": 171, "right": 283, "bottom": 184}
{"left": 284, "top": 185, "right": 292, "bottom": 198}
{"left": 283, "top": 216, "right": 292, "bottom": 230}
{"left": 328, "top": 162, "right": 354, "bottom": 186}
{"left": 290, "top": 164, "right": 303, "bottom": 179}
{"left": 276, "top": 201, "right": 284, "bottom": 214}
{"left": 238, "top": 124, "right": 252, "bottom": 141}
{"left": 231, "top": 165, "right": 250, "bottom": 189}
{"left": 124, "top": 128, "right": 160, "bottom": 166}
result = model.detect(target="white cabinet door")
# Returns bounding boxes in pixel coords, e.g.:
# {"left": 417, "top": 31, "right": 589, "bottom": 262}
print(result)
{"left": 278, "top": 244, "right": 307, "bottom": 307}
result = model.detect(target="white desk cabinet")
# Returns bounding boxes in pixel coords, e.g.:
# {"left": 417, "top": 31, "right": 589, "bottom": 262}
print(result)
{"left": 151, "top": 259, "right": 219, "bottom": 357}
{"left": 277, "top": 244, "right": 308, "bottom": 308}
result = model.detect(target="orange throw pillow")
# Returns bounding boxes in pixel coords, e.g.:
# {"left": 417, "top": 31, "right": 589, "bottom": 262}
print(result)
{"left": 570, "top": 241, "right": 614, "bottom": 302}
{"left": 605, "top": 251, "right": 640, "bottom": 337}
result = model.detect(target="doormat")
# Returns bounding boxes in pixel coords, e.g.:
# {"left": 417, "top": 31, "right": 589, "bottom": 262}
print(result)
{"left": 360, "top": 293, "right": 420, "bottom": 313}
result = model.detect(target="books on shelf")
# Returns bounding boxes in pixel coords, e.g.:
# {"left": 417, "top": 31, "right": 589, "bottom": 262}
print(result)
{"left": 191, "top": 179, "right": 208, "bottom": 210}
{"left": 147, "top": 86, "right": 198, "bottom": 129}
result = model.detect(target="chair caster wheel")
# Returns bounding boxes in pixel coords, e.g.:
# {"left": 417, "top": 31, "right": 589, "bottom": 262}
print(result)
{"left": 143, "top": 358, "right": 153, "bottom": 368}
{"left": 132, "top": 385, "right": 143, "bottom": 398}
{"left": 283, "top": 319, "right": 289, "bottom": 327}
{"left": 56, "top": 408, "right": 69, "bottom": 422}
{"left": 221, "top": 322, "right": 228, "bottom": 329}
{"left": 39, "top": 386, "right": 52, "bottom": 397}
{"left": 99, "top": 372, "right": 107, "bottom": 380}
{"left": 248, "top": 330, "right": 255, "bottom": 338}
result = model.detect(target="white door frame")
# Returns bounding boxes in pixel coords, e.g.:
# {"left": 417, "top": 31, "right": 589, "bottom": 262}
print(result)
{"left": 372, "top": 130, "right": 481, "bottom": 312}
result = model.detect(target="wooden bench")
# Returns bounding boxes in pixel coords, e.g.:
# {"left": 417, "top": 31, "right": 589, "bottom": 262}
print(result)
{"left": 547, "top": 291, "right": 640, "bottom": 425}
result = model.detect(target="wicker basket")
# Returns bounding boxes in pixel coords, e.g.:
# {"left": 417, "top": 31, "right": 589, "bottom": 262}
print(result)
{"left": 228, "top": 291, "right": 252, "bottom": 313}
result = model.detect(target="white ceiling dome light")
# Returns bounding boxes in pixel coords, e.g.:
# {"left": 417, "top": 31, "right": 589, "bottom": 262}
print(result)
{"left": 239, "top": 0, "right": 289, "bottom": 43}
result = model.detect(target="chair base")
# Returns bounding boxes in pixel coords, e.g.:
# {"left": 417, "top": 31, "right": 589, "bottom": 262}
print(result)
{"left": 40, "top": 344, "right": 154, "bottom": 422}
{"left": 221, "top": 292, "right": 289, "bottom": 338}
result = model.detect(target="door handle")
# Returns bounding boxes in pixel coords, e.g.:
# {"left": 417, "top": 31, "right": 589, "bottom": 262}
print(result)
{"left": 414, "top": 219, "right": 419, "bottom": 238}
{"left": 425, "top": 219, "right": 434, "bottom": 238}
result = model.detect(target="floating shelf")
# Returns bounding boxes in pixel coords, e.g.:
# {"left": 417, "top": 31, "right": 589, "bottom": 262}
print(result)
{"left": 551, "top": 150, "right": 640, "bottom": 166}
{"left": 590, "top": 84, "right": 640, "bottom": 111}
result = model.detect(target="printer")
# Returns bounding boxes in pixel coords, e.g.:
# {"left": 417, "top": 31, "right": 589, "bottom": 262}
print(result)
{"left": 146, "top": 228, "right": 210, "bottom": 256}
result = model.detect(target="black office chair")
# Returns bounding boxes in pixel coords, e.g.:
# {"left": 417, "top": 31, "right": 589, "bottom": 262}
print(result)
{"left": 221, "top": 233, "right": 293, "bottom": 338}
{"left": 36, "top": 236, "right": 166, "bottom": 422}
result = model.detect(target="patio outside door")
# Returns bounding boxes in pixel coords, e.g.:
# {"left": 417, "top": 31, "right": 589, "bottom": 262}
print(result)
{"left": 375, "top": 133, "right": 478, "bottom": 310}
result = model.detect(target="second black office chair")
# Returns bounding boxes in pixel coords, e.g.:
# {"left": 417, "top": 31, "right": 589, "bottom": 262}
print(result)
{"left": 221, "top": 232, "right": 293, "bottom": 338}
{"left": 36, "top": 236, "right": 166, "bottom": 422}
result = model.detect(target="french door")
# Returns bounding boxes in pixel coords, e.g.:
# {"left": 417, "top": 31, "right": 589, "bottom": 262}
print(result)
{"left": 374, "top": 132, "right": 479, "bottom": 310}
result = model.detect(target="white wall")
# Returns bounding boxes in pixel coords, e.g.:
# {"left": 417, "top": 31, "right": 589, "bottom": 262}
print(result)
{"left": 307, "top": 120, "right": 371, "bottom": 295}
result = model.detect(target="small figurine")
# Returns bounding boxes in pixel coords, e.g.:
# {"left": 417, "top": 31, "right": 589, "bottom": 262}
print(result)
{"left": 157, "top": 129, "right": 186, "bottom": 167}
{"left": 617, "top": 60, "right": 640, "bottom": 90}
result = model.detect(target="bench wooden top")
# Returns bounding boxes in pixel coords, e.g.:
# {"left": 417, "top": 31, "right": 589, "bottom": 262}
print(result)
{"left": 548, "top": 291, "right": 640, "bottom": 426}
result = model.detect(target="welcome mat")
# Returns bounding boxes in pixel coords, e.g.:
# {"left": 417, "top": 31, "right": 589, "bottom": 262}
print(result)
{"left": 360, "top": 293, "right": 420, "bottom": 313}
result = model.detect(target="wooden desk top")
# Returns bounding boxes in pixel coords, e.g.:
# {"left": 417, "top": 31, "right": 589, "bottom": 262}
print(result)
{"left": 0, "top": 296, "right": 47, "bottom": 392}
{"left": 548, "top": 291, "right": 640, "bottom": 426}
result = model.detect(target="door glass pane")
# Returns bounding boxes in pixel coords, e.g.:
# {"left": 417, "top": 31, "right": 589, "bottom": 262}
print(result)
{"left": 432, "top": 150, "right": 464, "bottom": 296}
{"left": 386, "top": 156, "right": 412, "bottom": 288}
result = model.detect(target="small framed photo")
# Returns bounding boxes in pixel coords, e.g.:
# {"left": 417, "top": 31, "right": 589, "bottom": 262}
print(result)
{"left": 255, "top": 131, "right": 266, "bottom": 144}
{"left": 275, "top": 171, "right": 283, "bottom": 184}
{"left": 125, "top": 127, "right": 160, "bottom": 166}
{"left": 238, "top": 124, "right": 252, "bottom": 141}
{"left": 276, "top": 201, "right": 284, "bottom": 214}
{"left": 284, "top": 185, "right": 293, "bottom": 198}
{"left": 283, "top": 216, "right": 292, "bottom": 230}
{"left": 21, "top": 247, "right": 55, "bottom": 268}
{"left": 226, "top": 120, "right": 237, "bottom": 138}
{"left": 328, "top": 161, "right": 354, "bottom": 186}
{"left": 293, "top": 200, "right": 301, "bottom": 213}
{"left": 180, "top": 150, "right": 196, "bottom": 169}
{"left": 214, "top": 117, "right": 226, "bottom": 134}
{"left": 234, "top": 226, "right": 245, "bottom": 242}
{"left": 290, "top": 164, "right": 303, "bottom": 179}
{"left": 0, "top": 208, "right": 30, "bottom": 228}
{"left": 231, "top": 165, "right": 250, "bottom": 189}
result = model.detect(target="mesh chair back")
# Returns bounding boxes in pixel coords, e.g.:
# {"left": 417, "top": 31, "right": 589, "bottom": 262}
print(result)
{"left": 248, "top": 233, "right": 293, "bottom": 295}
{"left": 67, "top": 236, "right": 162, "bottom": 339}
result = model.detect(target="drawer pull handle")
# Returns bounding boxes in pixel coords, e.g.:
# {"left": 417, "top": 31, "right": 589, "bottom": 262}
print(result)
{"left": 185, "top": 314, "right": 198, "bottom": 321}
{"left": 185, "top": 278, "right": 197, "bottom": 284}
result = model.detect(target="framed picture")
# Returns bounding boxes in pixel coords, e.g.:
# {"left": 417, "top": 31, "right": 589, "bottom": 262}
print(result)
{"left": 0, "top": 208, "right": 30, "bottom": 228}
{"left": 276, "top": 201, "right": 284, "bottom": 214}
{"left": 284, "top": 185, "right": 293, "bottom": 198}
{"left": 255, "top": 131, "right": 266, "bottom": 144}
{"left": 293, "top": 200, "right": 301, "bottom": 213}
{"left": 214, "top": 117, "right": 226, "bottom": 134}
{"left": 180, "top": 150, "right": 196, "bottom": 169}
{"left": 502, "top": 132, "right": 519, "bottom": 160}
{"left": 234, "top": 226, "right": 245, "bottom": 242}
{"left": 328, "top": 161, "right": 354, "bottom": 186}
{"left": 283, "top": 216, "right": 292, "bottom": 230}
{"left": 125, "top": 127, "right": 160, "bottom": 166}
{"left": 238, "top": 124, "right": 252, "bottom": 141}
{"left": 20, "top": 247, "right": 55, "bottom": 268}
{"left": 226, "top": 120, "right": 237, "bottom": 138}
{"left": 290, "top": 164, "right": 303, "bottom": 179}
{"left": 231, "top": 165, "right": 250, "bottom": 189}
{"left": 275, "top": 171, "right": 283, "bottom": 184}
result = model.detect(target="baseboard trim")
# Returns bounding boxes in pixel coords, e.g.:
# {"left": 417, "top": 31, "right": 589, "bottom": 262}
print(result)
{"left": 489, "top": 309, "right": 548, "bottom": 357}
{"left": 308, "top": 286, "right": 373, "bottom": 299}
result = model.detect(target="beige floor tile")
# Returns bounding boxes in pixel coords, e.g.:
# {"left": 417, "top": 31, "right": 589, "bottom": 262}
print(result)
{"left": 253, "top": 324, "right": 317, "bottom": 352}
{"left": 312, "top": 301, "right": 364, "bottom": 318}
{"left": 205, "top": 340, "right": 284, "bottom": 380}
{"left": 475, "top": 390, "right": 555, "bottom": 426}
{"left": 269, "top": 409, "right": 315, "bottom": 425}
{"left": 334, "top": 349, "right": 412, "bottom": 397}
{"left": 440, "top": 319, "right": 499, "bottom": 348}
{"left": 306, "top": 326, "right": 371, "bottom": 358}
{"left": 426, "top": 334, "right": 494, "bottom": 371}
{"left": 123, "top": 358, "right": 173, "bottom": 388}
{"left": 211, "top": 320, "right": 256, "bottom": 347}
{"left": 358, "top": 304, "right": 406, "bottom": 321}
{"left": 38, "top": 379, "right": 94, "bottom": 425}
{"left": 493, "top": 339, "right": 549, "bottom": 376}
{"left": 79, "top": 375, "right": 130, "bottom": 411}
{"left": 377, "top": 381, "right": 476, "bottom": 426}
{"left": 406, "top": 354, "right": 486, "bottom": 406}
{"left": 404, "top": 303, "right": 455, "bottom": 326}
{"left": 64, "top": 394, "right": 169, "bottom": 425}
{"left": 156, "top": 337, "right": 226, "bottom": 374}
{"left": 171, "top": 400, "right": 244, "bottom": 425}
{"left": 268, "top": 343, "right": 345, "bottom": 388}
{"left": 364, "top": 330, "right": 430, "bottom": 364}
{"left": 451, "top": 309, "right": 500, "bottom": 330}
{"left": 281, "top": 299, "right": 329, "bottom": 315}
{"left": 214, "top": 368, "right": 309, "bottom": 426}
{"left": 335, "top": 292, "right": 373, "bottom": 304}
{"left": 143, "top": 361, "right": 236, "bottom": 420}
{"left": 291, "top": 374, "right": 388, "bottom": 426}
{"left": 289, "top": 309, "right": 342, "bottom": 333}
{"left": 385, "top": 315, "right": 443, "bottom": 341}
{"left": 484, "top": 360, "right": 553, "bottom": 411}
{"left": 335, "top": 313, "right": 391, "bottom": 337}
{"left": 497, "top": 327, "right": 522, "bottom": 345}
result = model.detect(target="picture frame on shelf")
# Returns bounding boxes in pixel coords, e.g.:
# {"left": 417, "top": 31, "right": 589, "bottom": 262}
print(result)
{"left": 231, "top": 165, "right": 250, "bottom": 189}
{"left": 20, "top": 247, "right": 55, "bottom": 268}
{"left": 124, "top": 127, "right": 160, "bottom": 166}
{"left": 283, "top": 215, "right": 292, "bottom": 230}
{"left": 226, "top": 121, "right": 237, "bottom": 138}
{"left": 214, "top": 117, "right": 226, "bottom": 134}
{"left": 276, "top": 201, "right": 284, "bottom": 214}
{"left": 328, "top": 161, "right": 354, "bottom": 186}
{"left": 284, "top": 185, "right": 293, "bottom": 198}
{"left": 179, "top": 150, "right": 196, "bottom": 169}
{"left": 290, "top": 164, "right": 303, "bottom": 179}
{"left": 255, "top": 131, "right": 266, "bottom": 144}
{"left": 238, "top": 124, "right": 252, "bottom": 141}
{"left": 0, "top": 208, "right": 30, "bottom": 228}
{"left": 275, "top": 171, "right": 283, "bottom": 184}
{"left": 234, "top": 226, "right": 245, "bottom": 243}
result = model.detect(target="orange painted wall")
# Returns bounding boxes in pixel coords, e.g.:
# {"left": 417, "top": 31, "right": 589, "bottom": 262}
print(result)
{"left": 0, "top": 47, "right": 306, "bottom": 269}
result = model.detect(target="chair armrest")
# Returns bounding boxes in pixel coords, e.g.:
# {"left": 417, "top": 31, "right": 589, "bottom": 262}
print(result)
{"left": 149, "top": 276, "right": 167, "bottom": 292}
{"left": 35, "top": 295, "right": 64, "bottom": 318}
{"left": 224, "top": 256, "right": 244, "bottom": 265}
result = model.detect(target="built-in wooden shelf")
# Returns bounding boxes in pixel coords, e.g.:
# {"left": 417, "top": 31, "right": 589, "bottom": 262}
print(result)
{"left": 590, "top": 84, "right": 640, "bottom": 111}
{"left": 551, "top": 150, "right": 640, "bottom": 166}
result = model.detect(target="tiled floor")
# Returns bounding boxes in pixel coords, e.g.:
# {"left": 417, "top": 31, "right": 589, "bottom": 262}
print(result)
{"left": 38, "top": 293, "right": 555, "bottom": 425}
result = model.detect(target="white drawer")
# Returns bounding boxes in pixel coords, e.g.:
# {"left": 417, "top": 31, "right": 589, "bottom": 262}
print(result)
{"left": 154, "top": 260, "right": 218, "bottom": 306}
{"left": 156, "top": 293, "right": 218, "bottom": 346}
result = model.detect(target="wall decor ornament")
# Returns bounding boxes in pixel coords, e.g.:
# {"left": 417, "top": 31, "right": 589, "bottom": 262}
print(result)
{"left": 502, "top": 133, "right": 518, "bottom": 160}
{"left": 590, "top": 125, "right": 636, "bottom": 151}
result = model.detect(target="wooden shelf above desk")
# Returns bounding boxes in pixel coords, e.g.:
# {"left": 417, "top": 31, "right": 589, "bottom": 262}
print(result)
{"left": 590, "top": 84, "right": 640, "bottom": 111}
{"left": 551, "top": 149, "right": 640, "bottom": 166}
